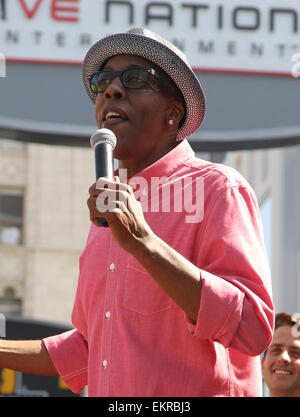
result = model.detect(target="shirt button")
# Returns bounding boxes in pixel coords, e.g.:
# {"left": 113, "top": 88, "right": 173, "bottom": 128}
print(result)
{"left": 105, "top": 311, "right": 111, "bottom": 319}
{"left": 102, "top": 359, "right": 108, "bottom": 369}
{"left": 109, "top": 263, "right": 115, "bottom": 271}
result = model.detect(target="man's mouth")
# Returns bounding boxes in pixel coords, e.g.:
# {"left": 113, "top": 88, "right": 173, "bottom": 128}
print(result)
{"left": 103, "top": 111, "right": 129, "bottom": 124}
{"left": 104, "top": 112, "right": 123, "bottom": 121}
{"left": 273, "top": 369, "right": 292, "bottom": 375}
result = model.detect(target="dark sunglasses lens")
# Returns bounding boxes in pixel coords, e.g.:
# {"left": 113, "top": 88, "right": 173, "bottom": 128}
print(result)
{"left": 97, "top": 72, "right": 115, "bottom": 92}
{"left": 90, "top": 72, "right": 113, "bottom": 93}
{"left": 90, "top": 73, "right": 99, "bottom": 93}
{"left": 122, "top": 69, "right": 149, "bottom": 89}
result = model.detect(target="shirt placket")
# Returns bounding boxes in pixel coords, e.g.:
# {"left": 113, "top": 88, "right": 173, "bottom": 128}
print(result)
{"left": 99, "top": 234, "right": 120, "bottom": 397}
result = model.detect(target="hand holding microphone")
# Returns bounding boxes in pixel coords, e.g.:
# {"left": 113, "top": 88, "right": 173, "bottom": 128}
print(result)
{"left": 88, "top": 128, "right": 150, "bottom": 253}
{"left": 90, "top": 128, "right": 117, "bottom": 227}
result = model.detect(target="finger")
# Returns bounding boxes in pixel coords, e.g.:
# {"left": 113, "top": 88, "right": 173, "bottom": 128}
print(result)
{"left": 89, "top": 206, "right": 108, "bottom": 221}
{"left": 88, "top": 182, "right": 97, "bottom": 195}
{"left": 87, "top": 196, "right": 99, "bottom": 209}
{"left": 90, "top": 178, "right": 116, "bottom": 197}
{"left": 96, "top": 189, "right": 128, "bottom": 212}
{"left": 127, "top": 184, "right": 134, "bottom": 196}
{"left": 96, "top": 179, "right": 131, "bottom": 196}
{"left": 96, "top": 177, "right": 116, "bottom": 190}
{"left": 89, "top": 181, "right": 111, "bottom": 197}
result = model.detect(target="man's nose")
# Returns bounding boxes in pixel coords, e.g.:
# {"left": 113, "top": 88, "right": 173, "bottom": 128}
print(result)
{"left": 278, "top": 350, "right": 291, "bottom": 362}
{"left": 103, "top": 77, "right": 126, "bottom": 100}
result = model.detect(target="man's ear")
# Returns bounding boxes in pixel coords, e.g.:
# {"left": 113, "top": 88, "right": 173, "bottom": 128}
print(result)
{"left": 167, "top": 100, "right": 185, "bottom": 127}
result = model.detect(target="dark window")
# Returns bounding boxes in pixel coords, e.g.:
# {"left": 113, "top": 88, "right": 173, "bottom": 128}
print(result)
{"left": 0, "top": 288, "right": 21, "bottom": 315}
{"left": 0, "top": 190, "right": 23, "bottom": 245}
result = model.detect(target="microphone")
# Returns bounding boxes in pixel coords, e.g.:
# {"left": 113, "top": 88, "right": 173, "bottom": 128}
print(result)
{"left": 90, "top": 128, "right": 117, "bottom": 227}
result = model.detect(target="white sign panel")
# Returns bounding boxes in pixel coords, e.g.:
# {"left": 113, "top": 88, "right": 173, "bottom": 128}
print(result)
{"left": 0, "top": 0, "right": 300, "bottom": 75}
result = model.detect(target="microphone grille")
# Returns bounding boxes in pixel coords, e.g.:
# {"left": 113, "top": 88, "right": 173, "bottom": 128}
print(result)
{"left": 90, "top": 128, "right": 117, "bottom": 150}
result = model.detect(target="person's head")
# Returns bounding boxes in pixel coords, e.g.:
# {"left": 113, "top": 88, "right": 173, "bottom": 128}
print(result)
{"left": 261, "top": 312, "right": 300, "bottom": 397}
{"left": 81, "top": 28, "right": 205, "bottom": 171}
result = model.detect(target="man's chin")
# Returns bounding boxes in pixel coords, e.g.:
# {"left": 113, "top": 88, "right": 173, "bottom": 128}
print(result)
{"left": 268, "top": 378, "right": 297, "bottom": 395}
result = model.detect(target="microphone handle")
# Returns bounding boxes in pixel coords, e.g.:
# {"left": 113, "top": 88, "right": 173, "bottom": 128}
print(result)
{"left": 95, "top": 143, "right": 114, "bottom": 228}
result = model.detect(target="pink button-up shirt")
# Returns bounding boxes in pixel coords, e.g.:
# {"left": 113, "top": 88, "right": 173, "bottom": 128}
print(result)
{"left": 43, "top": 139, "right": 274, "bottom": 397}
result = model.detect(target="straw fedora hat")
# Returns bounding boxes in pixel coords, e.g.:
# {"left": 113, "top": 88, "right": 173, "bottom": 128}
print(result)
{"left": 82, "top": 28, "right": 206, "bottom": 140}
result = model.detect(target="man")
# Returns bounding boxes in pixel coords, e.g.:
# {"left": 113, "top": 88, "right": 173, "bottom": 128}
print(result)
{"left": 262, "top": 312, "right": 300, "bottom": 397}
{"left": 0, "top": 28, "right": 274, "bottom": 396}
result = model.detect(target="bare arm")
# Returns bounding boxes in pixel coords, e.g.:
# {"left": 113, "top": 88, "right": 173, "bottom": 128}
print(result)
{"left": 0, "top": 339, "right": 58, "bottom": 376}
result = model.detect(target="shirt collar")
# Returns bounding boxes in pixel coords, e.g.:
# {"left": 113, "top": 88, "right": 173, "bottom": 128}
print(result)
{"left": 128, "top": 139, "right": 195, "bottom": 184}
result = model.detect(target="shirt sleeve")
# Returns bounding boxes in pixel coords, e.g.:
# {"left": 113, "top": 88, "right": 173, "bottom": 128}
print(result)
{"left": 43, "top": 329, "right": 88, "bottom": 394}
{"left": 186, "top": 183, "right": 274, "bottom": 356}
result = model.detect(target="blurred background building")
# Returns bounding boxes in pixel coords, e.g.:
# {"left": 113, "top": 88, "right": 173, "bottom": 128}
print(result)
{"left": 225, "top": 146, "right": 300, "bottom": 314}
{"left": 0, "top": 138, "right": 93, "bottom": 322}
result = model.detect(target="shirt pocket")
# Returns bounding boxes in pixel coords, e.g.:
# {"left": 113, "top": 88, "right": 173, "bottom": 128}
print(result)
{"left": 122, "top": 256, "right": 173, "bottom": 316}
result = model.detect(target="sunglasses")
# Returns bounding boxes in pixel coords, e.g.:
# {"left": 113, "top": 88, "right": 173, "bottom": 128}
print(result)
{"left": 89, "top": 67, "right": 178, "bottom": 96}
